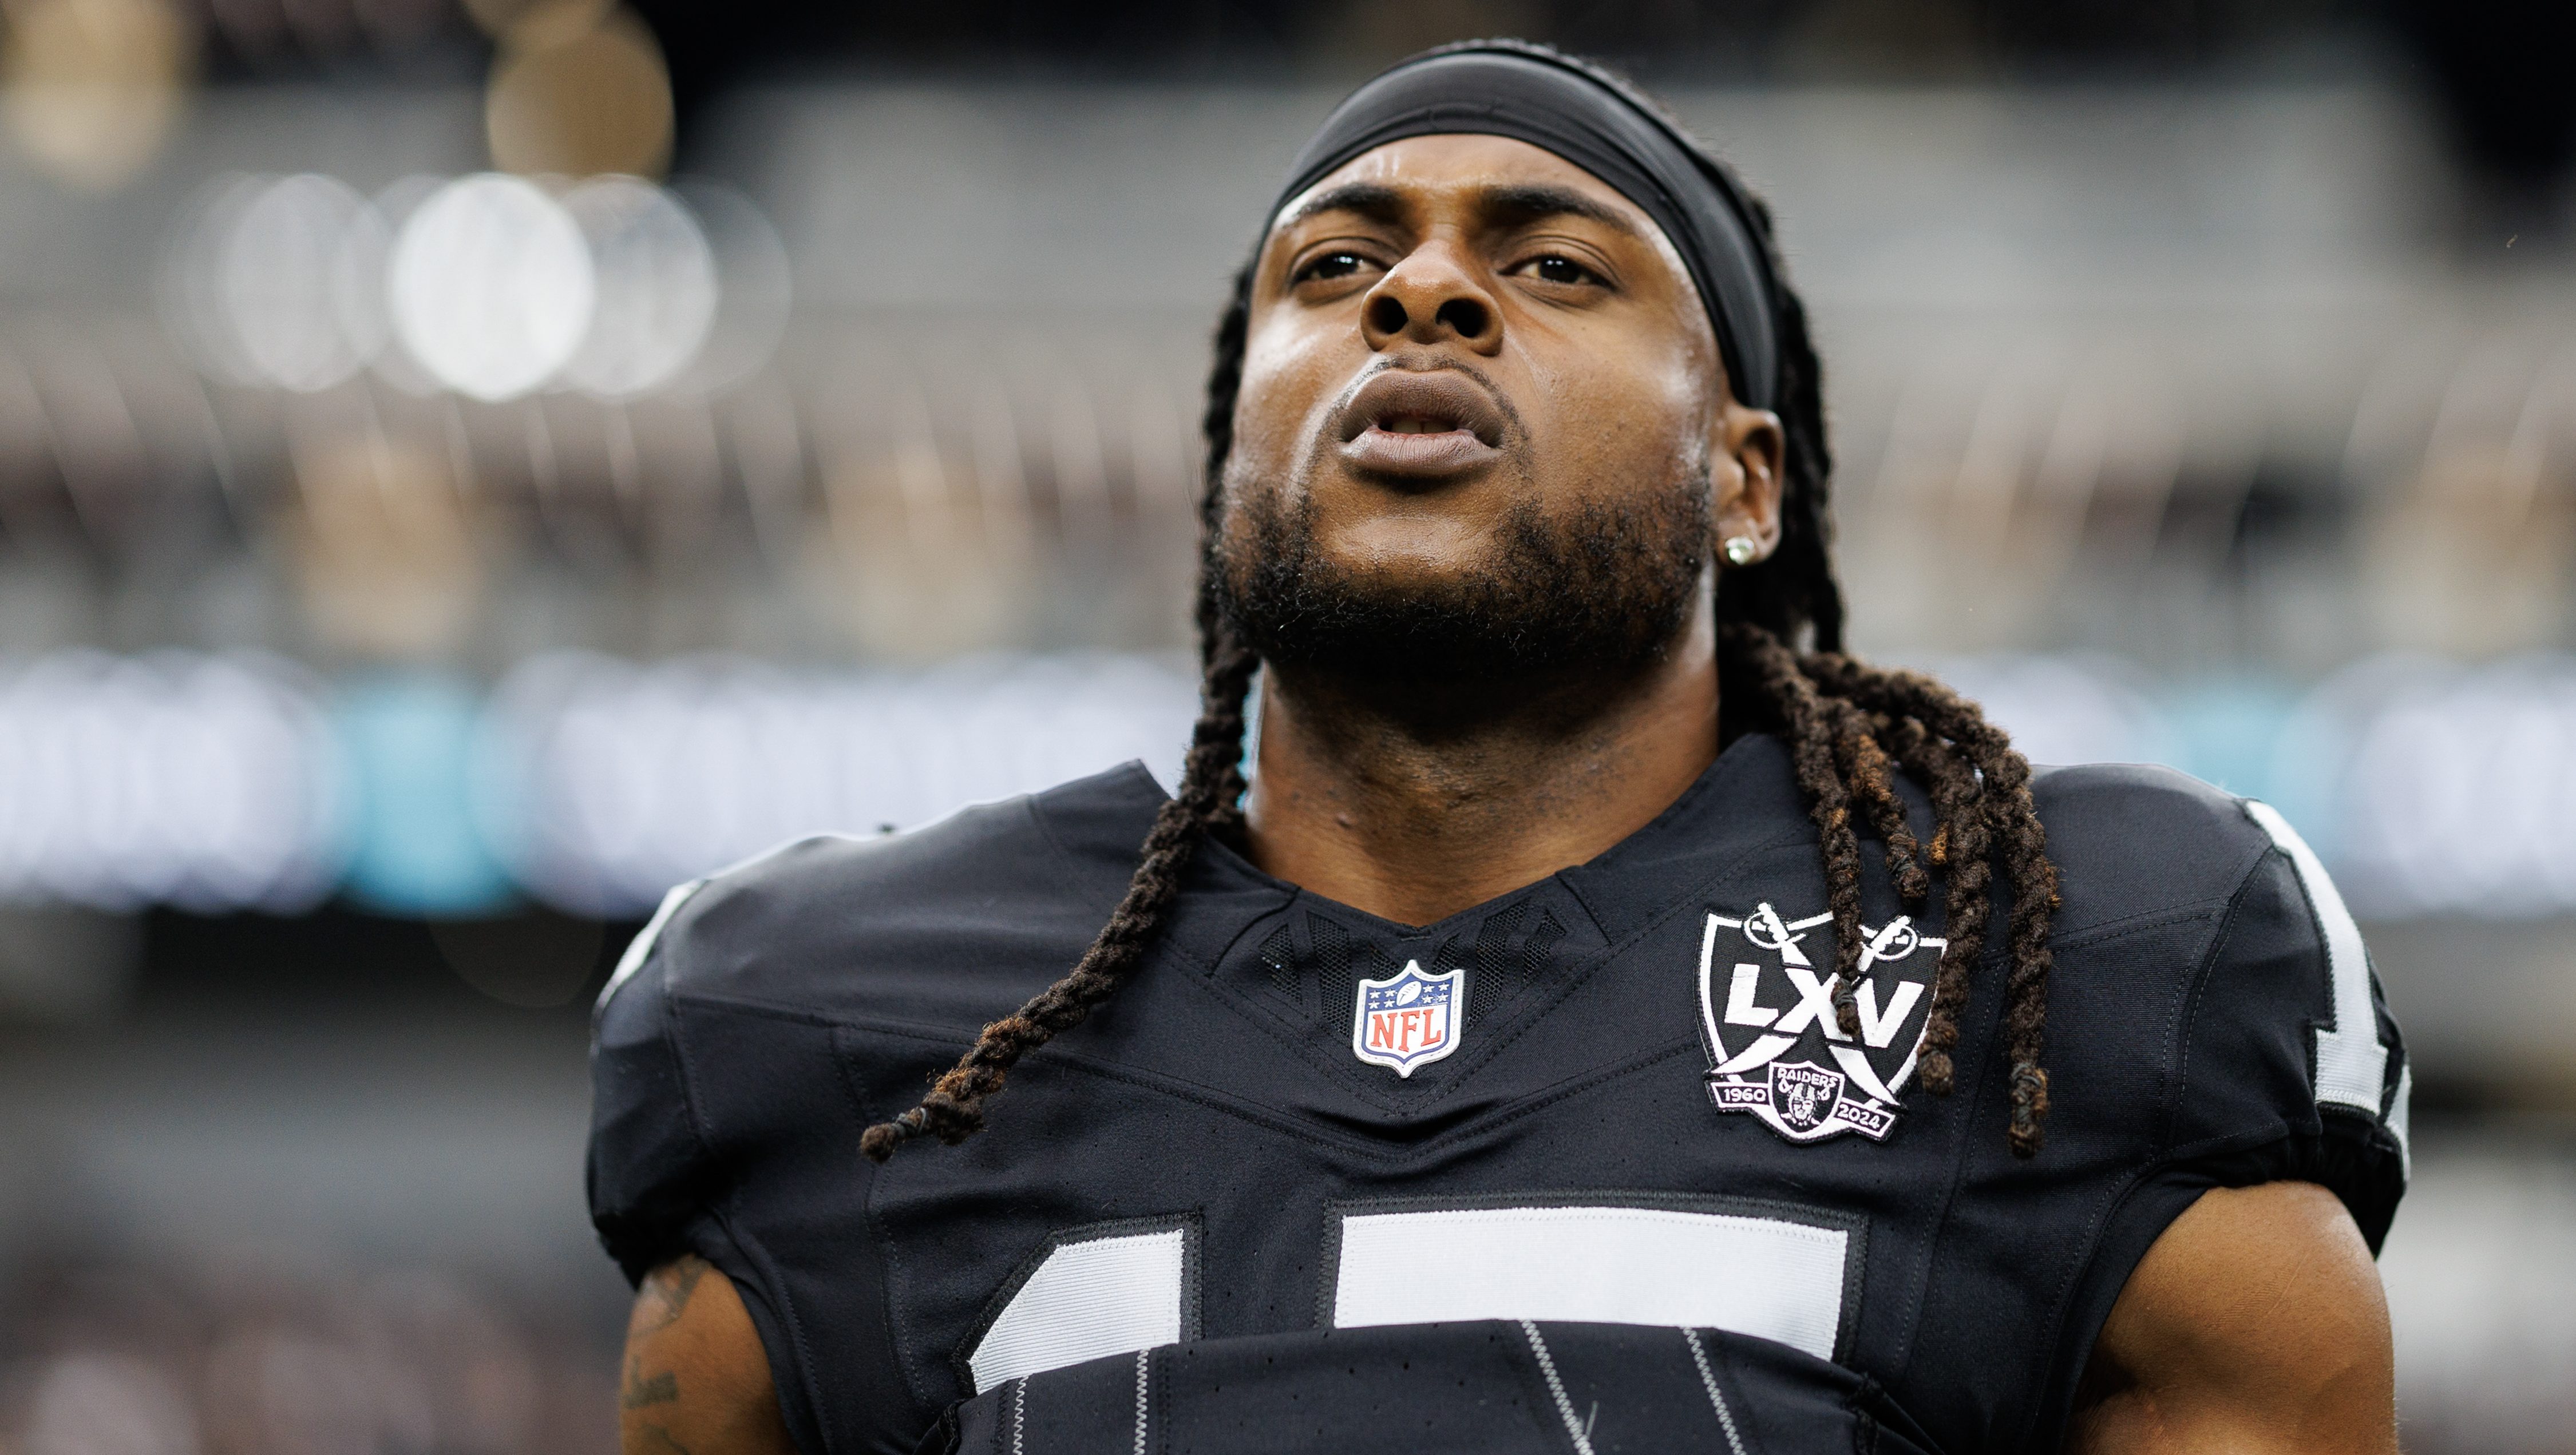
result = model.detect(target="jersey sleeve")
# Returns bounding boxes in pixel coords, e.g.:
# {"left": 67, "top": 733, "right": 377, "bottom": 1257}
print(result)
{"left": 587, "top": 874, "right": 854, "bottom": 1455}
{"left": 2164, "top": 802, "right": 2410, "bottom": 1250}
{"left": 587, "top": 878, "right": 719, "bottom": 1286}
{"left": 1995, "top": 776, "right": 2416, "bottom": 1450}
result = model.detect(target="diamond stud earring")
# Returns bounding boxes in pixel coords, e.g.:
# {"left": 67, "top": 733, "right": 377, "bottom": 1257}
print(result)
{"left": 1722, "top": 534, "right": 1761, "bottom": 567}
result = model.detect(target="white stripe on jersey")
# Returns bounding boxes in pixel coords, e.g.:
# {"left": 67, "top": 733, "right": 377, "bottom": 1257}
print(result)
{"left": 2244, "top": 801, "right": 2395, "bottom": 1127}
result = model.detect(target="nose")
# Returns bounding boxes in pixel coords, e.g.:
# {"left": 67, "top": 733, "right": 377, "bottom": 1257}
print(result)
{"left": 1359, "top": 241, "right": 1505, "bottom": 355}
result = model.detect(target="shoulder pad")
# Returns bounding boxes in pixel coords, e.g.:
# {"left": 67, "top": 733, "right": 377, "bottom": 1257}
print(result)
{"left": 596, "top": 761, "right": 1164, "bottom": 1025}
{"left": 2029, "top": 763, "right": 2275, "bottom": 938}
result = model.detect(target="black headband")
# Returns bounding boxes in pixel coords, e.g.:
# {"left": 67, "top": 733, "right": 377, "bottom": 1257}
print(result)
{"left": 1272, "top": 42, "right": 1780, "bottom": 411}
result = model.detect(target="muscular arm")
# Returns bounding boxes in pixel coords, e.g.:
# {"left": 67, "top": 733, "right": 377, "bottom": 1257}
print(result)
{"left": 2069, "top": 1180, "right": 2396, "bottom": 1454}
{"left": 620, "top": 1256, "right": 800, "bottom": 1455}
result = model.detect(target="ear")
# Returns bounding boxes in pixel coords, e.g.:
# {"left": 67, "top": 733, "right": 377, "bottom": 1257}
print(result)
{"left": 1711, "top": 401, "right": 1785, "bottom": 562}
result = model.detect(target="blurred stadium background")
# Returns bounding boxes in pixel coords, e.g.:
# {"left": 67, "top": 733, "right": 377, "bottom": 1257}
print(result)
{"left": 0, "top": 1, "right": 2572, "bottom": 1450}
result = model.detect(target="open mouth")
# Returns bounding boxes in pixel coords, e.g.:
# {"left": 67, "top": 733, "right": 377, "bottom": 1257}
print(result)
{"left": 1335, "top": 368, "right": 1509, "bottom": 478}
{"left": 1379, "top": 414, "right": 1465, "bottom": 435}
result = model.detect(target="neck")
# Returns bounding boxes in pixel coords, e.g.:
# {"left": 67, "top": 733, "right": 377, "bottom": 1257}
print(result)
{"left": 1242, "top": 592, "right": 1722, "bottom": 927}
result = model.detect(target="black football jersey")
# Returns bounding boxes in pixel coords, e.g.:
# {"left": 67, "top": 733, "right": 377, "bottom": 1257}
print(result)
{"left": 587, "top": 733, "right": 2409, "bottom": 1455}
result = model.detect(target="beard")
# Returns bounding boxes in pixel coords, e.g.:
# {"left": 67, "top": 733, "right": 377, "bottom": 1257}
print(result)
{"left": 1208, "top": 464, "right": 1714, "bottom": 687}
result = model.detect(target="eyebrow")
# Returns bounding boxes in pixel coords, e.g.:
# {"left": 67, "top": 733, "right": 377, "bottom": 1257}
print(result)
{"left": 1273, "top": 179, "right": 1643, "bottom": 239}
{"left": 1276, "top": 181, "right": 1406, "bottom": 230}
{"left": 1479, "top": 183, "right": 1642, "bottom": 239}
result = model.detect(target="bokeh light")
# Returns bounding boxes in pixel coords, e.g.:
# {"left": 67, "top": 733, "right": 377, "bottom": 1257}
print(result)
{"left": 365, "top": 172, "right": 464, "bottom": 396}
{"left": 673, "top": 180, "right": 793, "bottom": 395}
{"left": 2316, "top": 655, "right": 2576, "bottom": 919}
{"left": 0, "top": 0, "right": 191, "bottom": 191}
{"left": 162, "top": 171, "right": 263, "bottom": 386}
{"left": 484, "top": 2, "right": 672, "bottom": 180}
{"left": 482, "top": 653, "right": 1203, "bottom": 917}
{"left": 387, "top": 172, "right": 595, "bottom": 402}
{"left": 217, "top": 173, "right": 388, "bottom": 393}
{"left": 0, "top": 652, "right": 341, "bottom": 912}
{"left": 287, "top": 429, "right": 481, "bottom": 658}
{"left": 559, "top": 175, "right": 716, "bottom": 398}
{"left": 1922, "top": 654, "right": 2177, "bottom": 769}
{"left": 168, "top": 169, "right": 775, "bottom": 403}
{"left": 0, "top": 647, "right": 2551, "bottom": 926}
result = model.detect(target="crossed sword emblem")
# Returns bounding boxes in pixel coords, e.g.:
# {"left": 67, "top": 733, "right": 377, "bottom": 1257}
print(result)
{"left": 1698, "top": 902, "right": 1926, "bottom": 1108}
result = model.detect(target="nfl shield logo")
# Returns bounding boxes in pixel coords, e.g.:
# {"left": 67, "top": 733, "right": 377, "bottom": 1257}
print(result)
{"left": 1352, "top": 960, "right": 1464, "bottom": 1077}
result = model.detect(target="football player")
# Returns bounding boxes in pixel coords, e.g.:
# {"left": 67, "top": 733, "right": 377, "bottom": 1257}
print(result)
{"left": 592, "top": 41, "right": 2407, "bottom": 1455}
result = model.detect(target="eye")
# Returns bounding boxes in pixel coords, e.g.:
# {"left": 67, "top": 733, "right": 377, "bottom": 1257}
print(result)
{"left": 1516, "top": 253, "right": 1603, "bottom": 287}
{"left": 1294, "top": 251, "right": 1375, "bottom": 284}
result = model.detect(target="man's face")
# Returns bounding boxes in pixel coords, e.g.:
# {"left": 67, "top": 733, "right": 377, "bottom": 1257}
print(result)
{"left": 1212, "top": 133, "right": 1781, "bottom": 683}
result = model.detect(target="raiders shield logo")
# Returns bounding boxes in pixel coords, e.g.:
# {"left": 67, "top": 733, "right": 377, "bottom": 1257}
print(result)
{"left": 1352, "top": 960, "right": 1464, "bottom": 1077}
{"left": 1695, "top": 902, "right": 1943, "bottom": 1144}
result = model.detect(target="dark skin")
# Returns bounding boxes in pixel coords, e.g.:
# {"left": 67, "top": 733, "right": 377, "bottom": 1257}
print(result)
{"left": 619, "top": 1256, "right": 794, "bottom": 1455}
{"left": 620, "top": 136, "right": 2396, "bottom": 1454}
{"left": 1222, "top": 136, "right": 1766, "bottom": 929}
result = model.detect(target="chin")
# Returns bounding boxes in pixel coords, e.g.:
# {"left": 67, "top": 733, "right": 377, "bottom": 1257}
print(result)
{"left": 1321, "top": 521, "right": 1518, "bottom": 589}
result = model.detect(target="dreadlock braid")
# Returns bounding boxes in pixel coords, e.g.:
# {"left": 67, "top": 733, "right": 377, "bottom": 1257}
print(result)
{"left": 864, "top": 43, "right": 2062, "bottom": 1163}
{"left": 1873, "top": 710, "right": 1990, "bottom": 1099}
{"left": 860, "top": 628, "right": 1257, "bottom": 1160}
{"left": 1798, "top": 653, "right": 2061, "bottom": 1156}
{"left": 1822, "top": 699, "right": 1929, "bottom": 1038}
{"left": 1834, "top": 716, "right": 1931, "bottom": 907}
{"left": 1725, "top": 623, "right": 1870, "bottom": 1035}
{"left": 861, "top": 271, "right": 1265, "bottom": 1165}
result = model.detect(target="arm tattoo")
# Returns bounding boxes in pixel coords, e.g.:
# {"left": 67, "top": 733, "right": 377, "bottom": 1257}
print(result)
{"left": 625, "top": 1258, "right": 706, "bottom": 1453}
{"left": 636, "top": 1255, "right": 711, "bottom": 1334}
{"left": 622, "top": 1353, "right": 680, "bottom": 1410}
